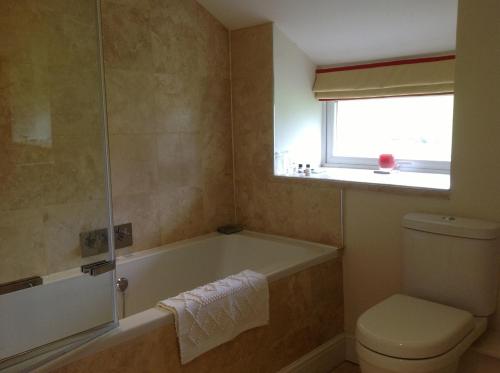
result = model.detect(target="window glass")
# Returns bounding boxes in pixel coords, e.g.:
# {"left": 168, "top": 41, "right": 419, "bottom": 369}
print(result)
{"left": 330, "top": 95, "right": 454, "bottom": 163}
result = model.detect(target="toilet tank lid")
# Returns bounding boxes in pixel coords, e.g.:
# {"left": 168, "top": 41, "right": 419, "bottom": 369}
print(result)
{"left": 403, "top": 213, "right": 500, "bottom": 240}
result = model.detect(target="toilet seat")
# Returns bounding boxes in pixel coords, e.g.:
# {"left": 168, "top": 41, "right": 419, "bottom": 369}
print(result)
{"left": 356, "top": 294, "right": 475, "bottom": 359}
{"left": 356, "top": 317, "right": 487, "bottom": 373}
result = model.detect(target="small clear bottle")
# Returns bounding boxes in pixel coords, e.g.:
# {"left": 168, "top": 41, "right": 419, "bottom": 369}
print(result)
{"left": 304, "top": 164, "right": 311, "bottom": 176}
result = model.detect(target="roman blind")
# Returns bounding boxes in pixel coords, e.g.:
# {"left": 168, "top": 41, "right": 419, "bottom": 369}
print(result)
{"left": 313, "top": 55, "right": 455, "bottom": 100}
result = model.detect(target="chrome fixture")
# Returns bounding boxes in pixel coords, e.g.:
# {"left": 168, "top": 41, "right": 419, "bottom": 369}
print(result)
{"left": 81, "top": 260, "right": 116, "bottom": 276}
{"left": 80, "top": 223, "right": 133, "bottom": 258}
{"left": 116, "top": 277, "right": 129, "bottom": 318}
{"left": 0, "top": 276, "right": 43, "bottom": 296}
{"left": 116, "top": 277, "right": 128, "bottom": 292}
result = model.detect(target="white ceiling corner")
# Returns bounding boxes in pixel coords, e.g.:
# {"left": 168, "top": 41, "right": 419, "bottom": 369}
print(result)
{"left": 196, "top": 0, "right": 458, "bottom": 66}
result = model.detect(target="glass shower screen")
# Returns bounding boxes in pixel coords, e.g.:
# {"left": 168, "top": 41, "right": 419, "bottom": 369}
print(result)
{"left": 0, "top": 0, "right": 116, "bottom": 369}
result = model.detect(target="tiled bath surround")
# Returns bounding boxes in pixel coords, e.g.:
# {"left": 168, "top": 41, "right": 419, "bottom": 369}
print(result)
{"left": 51, "top": 258, "right": 344, "bottom": 373}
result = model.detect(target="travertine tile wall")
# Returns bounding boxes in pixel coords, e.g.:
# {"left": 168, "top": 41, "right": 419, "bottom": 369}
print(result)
{"left": 231, "top": 24, "right": 342, "bottom": 246}
{"left": 1, "top": 1, "right": 339, "bottom": 283}
{"left": 0, "top": 0, "right": 235, "bottom": 283}
{"left": 102, "top": 0, "right": 235, "bottom": 252}
{"left": 0, "top": 0, "right": 108, "bottom": 282}
{"left": 51, "top": 258, "right": 344, "bottom": 373}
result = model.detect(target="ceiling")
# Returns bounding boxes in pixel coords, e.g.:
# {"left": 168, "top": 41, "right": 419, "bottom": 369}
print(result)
{"left": 196, "top": 0, "right": 458, "bottom": 66}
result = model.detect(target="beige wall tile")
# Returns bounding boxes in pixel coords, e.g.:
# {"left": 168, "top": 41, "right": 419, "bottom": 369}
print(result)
{"left": 109, "top": 134, "right": 159, "bottom": 200}
{"left": 0, "top": 165, "right": 48, "bottom": 211}
{"left": 154, "top": 186, "right": 207, "bottom": 244}
{"left": 0, "top": 0, "right": 330, "bottom": 300}
{"left": 109, "top": 134, "right": 157, "bottom": 163}
{"left": 231, "top": 24, "right": 341, "bottom": 246}
{"left": 0, "top": 208, "right": 45, "bottom": 283}
{"left": 112, "top": 193, "right": 161, "bottom": 252}
{"left": 110, "top": 157, "right": 158, "bottom": 198}
{"left": 101, "top": 0, "right": 154, "bottom": 72}
{"left": 48, "top": 67, "right": 101, "bottom": 138}
{"left": 43, "top": 201, "right": 108, "bottom": 273}
{"left": 104, "top": 0, "right": 234, "bottom": 251}
{"left": 38, "top": 0, "right": 97, "bottom": 26}
{"left": 150, "top": 6, "right": 200, "bottom": 76}
{"left": 157, "top": 132, "right": 202, "bottom": 189}
{"left": 153, "top": 81, "right": 202, "bottom": 134}
{"left": 105, "top": 69, "right": 157, "bottom": 135}
{"left": 43, "top": 134, "right": 106, "bottom": 206}
{"left": 0, "top": 0, "right": 108, "bottom": 281}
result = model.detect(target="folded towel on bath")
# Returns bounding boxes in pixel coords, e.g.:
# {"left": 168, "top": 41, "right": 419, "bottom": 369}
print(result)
{"left": 157, "top": 270, "right": 269, "bottom": 364}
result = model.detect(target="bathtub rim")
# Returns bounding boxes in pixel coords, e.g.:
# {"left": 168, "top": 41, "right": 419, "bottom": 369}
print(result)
{"left": 114, "top": 230, "right": 338, "bottom": 272}
{"left": 36, "top": 231, "right": 340, "bottom": 372}
{"left": 42, "top": 230, "right": 338, "bottom": 285}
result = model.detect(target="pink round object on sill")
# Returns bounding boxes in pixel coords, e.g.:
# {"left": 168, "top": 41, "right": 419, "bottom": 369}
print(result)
{"left": 378, "top": 154, "right": 396, "bottom": 170}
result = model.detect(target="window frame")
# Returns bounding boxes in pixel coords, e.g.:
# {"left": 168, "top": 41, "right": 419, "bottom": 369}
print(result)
{"left": 322, "top": 98, "right": 452, "bottom": 174}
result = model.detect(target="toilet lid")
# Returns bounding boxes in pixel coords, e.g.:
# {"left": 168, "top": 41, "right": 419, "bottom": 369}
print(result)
{"left": 356, "top": 294, "right": 475, "bottom": 359}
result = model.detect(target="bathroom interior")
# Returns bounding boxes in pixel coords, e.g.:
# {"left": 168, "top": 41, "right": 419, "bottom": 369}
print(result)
{"left": 1, "top": 0, "right": 500, "bottom": 372}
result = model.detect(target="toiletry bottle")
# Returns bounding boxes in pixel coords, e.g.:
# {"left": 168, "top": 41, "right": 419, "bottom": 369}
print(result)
{"left": 282, "top": 151, "right": 290, "bottom": 175}
{"left": 304, "top": 164, "right": 311, "bottom": 176}
{"left": 274, "top": 152, "right": 281, "bottom": 175}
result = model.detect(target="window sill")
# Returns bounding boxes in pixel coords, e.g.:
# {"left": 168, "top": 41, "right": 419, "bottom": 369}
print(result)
{"left": 275, "top": 167, "right": 450, "bottom": 194}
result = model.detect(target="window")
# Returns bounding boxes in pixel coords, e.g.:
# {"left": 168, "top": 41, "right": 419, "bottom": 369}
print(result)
{"left": 324, "top": 95, "right": 454, "bottom": 174}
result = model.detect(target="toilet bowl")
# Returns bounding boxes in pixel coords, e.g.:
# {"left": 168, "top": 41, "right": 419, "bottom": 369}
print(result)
{"left": 354, "top": 213, "right": 499, "bottom": 373}
{"left": 356, "top": 294, "right": 487, "bottom": 373}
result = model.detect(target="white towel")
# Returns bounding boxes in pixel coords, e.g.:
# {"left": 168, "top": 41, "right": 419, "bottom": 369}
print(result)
{"left": 158, "top": 270, "right": 269, "bottom": 364}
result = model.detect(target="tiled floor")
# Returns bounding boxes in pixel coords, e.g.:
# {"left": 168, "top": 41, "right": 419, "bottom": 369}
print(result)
{"left": 332, "top": 362, "right": 361, "bottom": 373}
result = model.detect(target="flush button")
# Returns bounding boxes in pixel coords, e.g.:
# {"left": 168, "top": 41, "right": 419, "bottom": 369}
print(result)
{"left": 442, "top": 216, "right": 456, "bottom": 222}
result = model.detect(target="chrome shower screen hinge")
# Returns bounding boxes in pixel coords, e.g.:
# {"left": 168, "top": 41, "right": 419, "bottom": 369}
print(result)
{"left": 0, "top": 276, "right": 43, "bottom": 296}
{"left": 81, "top": 260, "right": 115, "bottom": 276}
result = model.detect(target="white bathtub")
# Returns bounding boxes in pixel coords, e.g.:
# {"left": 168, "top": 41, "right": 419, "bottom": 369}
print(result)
{"left": 37, "top": 231, "right": 339, "bottom": 372}
{"left": 117, "top": 231, "right": 338, "bottom": 317}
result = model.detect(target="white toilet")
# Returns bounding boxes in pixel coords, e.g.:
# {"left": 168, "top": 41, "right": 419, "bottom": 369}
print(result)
{"left": 356, "top": 213, "right": 500, "bottom": 373}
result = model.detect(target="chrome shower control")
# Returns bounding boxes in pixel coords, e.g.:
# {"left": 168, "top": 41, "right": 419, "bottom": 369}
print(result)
{"left": 116, "top": 277, "right": 129, "bottom": 319}
{"left": 116, "top": 277, "right": 129, "bottom": 292}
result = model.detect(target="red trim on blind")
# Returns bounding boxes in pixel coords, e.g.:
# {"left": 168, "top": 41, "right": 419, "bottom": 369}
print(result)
{"left": 316, "top": 55, "right": 455, "bottom": 74}
{"left": 318, "top": 92, "right": 454, "bottom": 102}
